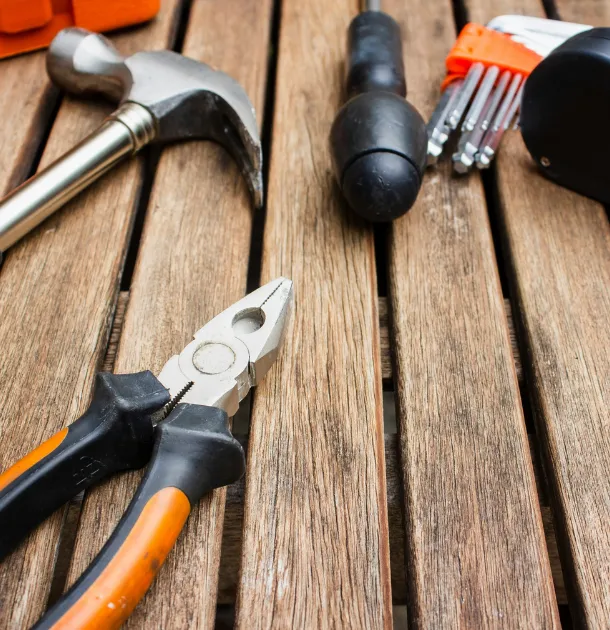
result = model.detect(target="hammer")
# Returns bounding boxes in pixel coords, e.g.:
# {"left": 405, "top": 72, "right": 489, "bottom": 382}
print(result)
{"left": 0, "top": 28, "right": 262, "bottom": 253}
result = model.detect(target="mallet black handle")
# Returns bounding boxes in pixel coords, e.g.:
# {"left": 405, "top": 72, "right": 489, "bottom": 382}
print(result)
{"left": 346, "top": 9, "right": 406, "bottom": 98}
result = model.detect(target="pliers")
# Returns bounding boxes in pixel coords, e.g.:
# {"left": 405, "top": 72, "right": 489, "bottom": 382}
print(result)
{"left": 0, "top": 277, "right": 293, "bottom": 629}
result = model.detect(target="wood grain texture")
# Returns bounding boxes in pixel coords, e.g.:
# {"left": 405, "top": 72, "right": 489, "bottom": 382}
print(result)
{"left": 234, "top": 0, "right": 392, "bottom": 627}
{"left": 217, "top": 434, "right": 567, "bottom": 606}
{"left": 380, "top": 297, "right": 522, "bottom": 384}
{"left": 386, "top": 0, "right": 559, "bottom": 626}
{"left": 65, "top": 1, "right": 272, "bottom": 628}
{"left": 467, "top": 0, "right": 610, "bottom": 625}
{"left": 0, "top": 5, "right": 181, "bottom": 627}
{"left": 0, "top": 50, "right": 57, "bottom": 195}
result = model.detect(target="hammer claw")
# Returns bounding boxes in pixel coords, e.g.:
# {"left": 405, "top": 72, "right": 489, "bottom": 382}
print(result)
{"left": 219, "top": 107, "right": 264, "bottom": 208}
{"left": 0, "top": 27, "right": 264, "bottom": 252}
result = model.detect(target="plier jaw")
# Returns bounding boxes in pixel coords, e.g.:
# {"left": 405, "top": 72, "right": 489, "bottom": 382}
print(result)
{"left": 157, "top": 277, "right": 293, "bottom": 417}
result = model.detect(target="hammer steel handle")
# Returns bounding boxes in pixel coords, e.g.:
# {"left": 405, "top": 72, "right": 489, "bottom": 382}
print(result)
{"left": 0, "top": 102, "right": 155, "bottom": 252}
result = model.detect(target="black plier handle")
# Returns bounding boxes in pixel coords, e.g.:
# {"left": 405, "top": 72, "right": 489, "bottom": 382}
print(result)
{"left": 34, "top": 403, "right": 244, "bottom": 630}
{"left": 0, "top": 277, "right": 292, "bottom": 629}
{"left": 0, "top": 371, "right": 169, "bottom": 561}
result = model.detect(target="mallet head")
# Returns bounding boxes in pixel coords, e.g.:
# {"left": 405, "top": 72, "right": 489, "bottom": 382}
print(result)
{"left": 47, "top": 28, "right": 263, "bottom": 206}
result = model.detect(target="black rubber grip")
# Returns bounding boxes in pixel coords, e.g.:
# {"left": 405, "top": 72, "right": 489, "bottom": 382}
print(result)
{"left": 0, "top": 371, "right": 169, "bottom": 560}
{"left": 329, "top": 9, "right": 427, "bottom": 222}
{"left": 346, "top": 11, "right": 406, "bottom": 98}
{"left": 35, "top": 403, "right": 245, "bottom": 629}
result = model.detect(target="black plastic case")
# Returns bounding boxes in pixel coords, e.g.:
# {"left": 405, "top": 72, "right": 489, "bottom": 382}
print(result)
{"left": 521, "top": 27, "right": 610, "bottom": 204}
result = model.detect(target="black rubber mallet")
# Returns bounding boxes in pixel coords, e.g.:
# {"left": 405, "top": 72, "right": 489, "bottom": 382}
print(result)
{"left": 330, "top": 0, "right": 427, "bottom": 222}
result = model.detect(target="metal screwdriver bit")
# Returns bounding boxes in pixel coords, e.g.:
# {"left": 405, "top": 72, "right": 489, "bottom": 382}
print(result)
{"left": 426, "top": 79, "right": 463, "bottom": 164}
{"left": 476, "top": 73, "right": 523, "bottom": 168}
{"left": 447, "top": 62, "right": 485, "bottom": 129}
{"left": 452, "top": 69, "right": 511, "bottom": 173}
{"left": 453, "top": 93, "right": 495, "bottom": 173}
{"left": 460, "top": 65, "right": 499, "bottom": 132}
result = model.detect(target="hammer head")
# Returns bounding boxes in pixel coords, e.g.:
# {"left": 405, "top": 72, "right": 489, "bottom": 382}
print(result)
{"left": 47, "top": 28, "right": 263, "bottom": 207}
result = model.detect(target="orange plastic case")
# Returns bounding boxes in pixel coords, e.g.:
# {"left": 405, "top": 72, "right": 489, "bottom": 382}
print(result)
{"left": 0, "top": 0, "right": 160, "bottom": 58}
{"left": 443, "top": 23, "right": 543, "bottom": 89}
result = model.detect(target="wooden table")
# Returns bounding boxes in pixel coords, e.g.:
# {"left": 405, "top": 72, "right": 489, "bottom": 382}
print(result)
{"left": 1, "top": 0, "right": 609, "bottom": 627}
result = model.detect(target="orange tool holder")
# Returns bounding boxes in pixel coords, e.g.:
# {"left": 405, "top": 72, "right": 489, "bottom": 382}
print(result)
{"left": 442, "top": 23, "right": 543, "bottom": 89}
{"left": 0, "top": 0, "right": 160, "bottom": 58}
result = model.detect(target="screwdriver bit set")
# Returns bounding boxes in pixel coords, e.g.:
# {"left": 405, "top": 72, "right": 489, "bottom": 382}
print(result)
{"left": 427, "top": 16, "right": 591, "bottom": 174}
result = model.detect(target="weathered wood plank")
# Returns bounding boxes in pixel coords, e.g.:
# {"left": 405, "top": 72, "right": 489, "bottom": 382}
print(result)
{"left": 218, "top": 434, "right": 567, "bottom": 606}
{"left": 0, "top": 4, "right": 182, "bottom": 627}
{"left": 234, "top": 0, "right": 392, "bottom": 627}
{"left": 380, "top": 297, "right": 523, "bottom": 384}
{"left": 386, "top": 0, "right": 559, "bottom": 625}
{"left": 467, "top": 0, "right": 610, "bottom": 624}
{"left": 64, "top": 0, "right": 273, "bottom": 627}
{"left": 0, "top": 52, "right": 57, "bottom": 195}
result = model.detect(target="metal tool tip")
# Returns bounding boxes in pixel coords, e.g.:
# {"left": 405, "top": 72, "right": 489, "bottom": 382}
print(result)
{"left": 447, "top": 115, "right": 460, "bottom": 130}
{"left": 452, "top": 154, "right": 473, "bottom": 174}
{"left": 205, "top": 277, "right": 293, "bottom": 387}
{"left": 237, "top": 277, "right": 293, "bottom": 384}
{"left": 475, "top": 152, "right": 491, "bottom": 169}
{"left": 427, "top": 140, "right": 443, "bottom": 158}
{"left": 158, "top": 278, "right": 293, "bottom": 415}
